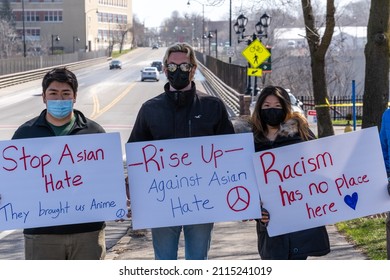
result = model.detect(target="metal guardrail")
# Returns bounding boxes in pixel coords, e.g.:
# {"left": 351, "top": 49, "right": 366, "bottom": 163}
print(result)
{"left": 198, "top": 63, "right": 249, "bottom": 117}
{"left": 0, "top": 57, "right": 108, "bottom": 89}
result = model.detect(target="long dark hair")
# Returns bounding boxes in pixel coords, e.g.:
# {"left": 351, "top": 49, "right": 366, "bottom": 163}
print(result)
{"left": 251, "top": 85, "right": 311, "bottom": 142}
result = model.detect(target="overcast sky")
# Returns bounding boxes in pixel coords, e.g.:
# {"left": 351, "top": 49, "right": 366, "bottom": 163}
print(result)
{"left": 132, "top": 0, "right": 362, "bottom": 29}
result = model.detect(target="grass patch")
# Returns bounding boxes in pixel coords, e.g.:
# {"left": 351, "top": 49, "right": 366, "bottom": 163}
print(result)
{"left": 332, "top": 119, "right": 362, "bottom": 126}
{"left": 336, "top": 216, "right": 387, "bottom": 260}
{"left": 111, "top": 49, "right": 132, "bottom": 58}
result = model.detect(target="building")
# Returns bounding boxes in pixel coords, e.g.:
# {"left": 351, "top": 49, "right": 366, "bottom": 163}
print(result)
{"left": 10, "top": 0, "right": 133, "bottom": 55}
{"left": 274, "top": 26, "right": 367, "bottom": 50}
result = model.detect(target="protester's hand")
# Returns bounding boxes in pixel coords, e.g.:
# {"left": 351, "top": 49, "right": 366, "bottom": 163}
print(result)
{"left": 260, "top": 207, "right": 270, "bottom": 226}
{"left": 125, "top": 176, "right": 130, "bottom": 202}
{"left": 115, "top": 177, "right": 132, "bottom": 222}
{"left": 125, "top": 176, "right": 131, "bottom": 218}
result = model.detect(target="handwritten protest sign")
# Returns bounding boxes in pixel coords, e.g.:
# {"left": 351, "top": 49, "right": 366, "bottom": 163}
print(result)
{"left": 126, "top": 133, "right": 260, "bottom": 229}
{"left": 0, "top": 133, "right": 127, "bottom": 231}
{"left": 252, "top": 127, "right": 390, "bottom": 237}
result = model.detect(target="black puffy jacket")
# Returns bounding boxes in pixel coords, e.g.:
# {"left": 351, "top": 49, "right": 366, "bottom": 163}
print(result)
{"left": 128, "top": 82, "right": 234, "bottom": 142}
{"left": 255, "top": 118, "right": 330, "bottom": 259}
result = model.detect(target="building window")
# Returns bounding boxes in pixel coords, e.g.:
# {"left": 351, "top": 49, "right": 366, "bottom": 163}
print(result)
{"left": 26, "top": 11, "right": 39, "bottom": 22}
{"left": 44, "top": 10, "right": 63, "bottom": 22}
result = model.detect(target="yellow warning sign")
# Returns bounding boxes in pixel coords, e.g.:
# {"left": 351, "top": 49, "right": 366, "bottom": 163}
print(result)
{"left": 247, "top": 68, "right": 262, "bottom": 77}
{"left": 242, "top": 39, "right": 270, "bottom": 68}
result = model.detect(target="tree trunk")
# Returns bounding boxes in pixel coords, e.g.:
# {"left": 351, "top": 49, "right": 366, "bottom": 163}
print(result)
{"left": 362, "top": 1, "right": 390, "bottom": 130}
{"left": 301, "top": 0, "right": 335, "bottom": 138}
{"left": 311, "top": 53, "right": 334, "bottom": 137}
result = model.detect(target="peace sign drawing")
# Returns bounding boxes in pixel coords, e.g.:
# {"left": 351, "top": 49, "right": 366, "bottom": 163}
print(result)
{"left": 226, "top": 186, "right": 251, "bottom": 212}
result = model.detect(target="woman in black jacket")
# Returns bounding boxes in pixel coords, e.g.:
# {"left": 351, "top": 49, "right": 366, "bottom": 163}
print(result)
{"left": 251, "top": 86, "right": 330, "bottom": 260}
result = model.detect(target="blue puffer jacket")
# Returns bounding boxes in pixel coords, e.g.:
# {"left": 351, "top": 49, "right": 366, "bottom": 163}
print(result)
{"left": 380, "top": 109, "right": 390, "bottom": 176}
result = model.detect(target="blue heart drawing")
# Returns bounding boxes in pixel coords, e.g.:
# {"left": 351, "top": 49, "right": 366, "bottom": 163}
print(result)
{"left": 344, "top": 192, "right": 358, "bottom": 210}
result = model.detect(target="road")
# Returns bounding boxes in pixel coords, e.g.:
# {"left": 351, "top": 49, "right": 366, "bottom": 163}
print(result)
{"left": 0, "top": 47, "right": 169, "bottom": 259}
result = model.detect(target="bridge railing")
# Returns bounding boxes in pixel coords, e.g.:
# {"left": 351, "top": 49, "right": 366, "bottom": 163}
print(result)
{"left": 197, "top": 62, "right": 250, "bottom": 117}
{"left": 0, "top": 57, "right": 109, "bottom": 89}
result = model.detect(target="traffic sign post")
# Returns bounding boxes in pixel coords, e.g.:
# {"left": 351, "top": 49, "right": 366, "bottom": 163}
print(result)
{"left": 248, "top": 68, "right": 263, "bottom": 77}
{"left": 260, "top": 47, "right": 272, "bottom": 73}
{"left": 226, "top": 47, "right": 235, "bottom": 57}
{"left": 242, "top": 39, "right": 271, "bottom": 68}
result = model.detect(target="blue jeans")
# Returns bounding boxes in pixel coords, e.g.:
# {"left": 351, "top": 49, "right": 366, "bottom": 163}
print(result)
{"left": 151, "top": 223, "right": 214, "bottom": 260}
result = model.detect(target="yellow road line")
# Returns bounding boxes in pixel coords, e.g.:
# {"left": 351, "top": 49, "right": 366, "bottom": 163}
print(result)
{"left": 90, "top": 82, "right": 136, "bottom": 120}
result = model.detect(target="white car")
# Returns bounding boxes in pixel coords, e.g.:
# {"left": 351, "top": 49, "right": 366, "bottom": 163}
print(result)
{"left": 287, "top": 91, "right": 304, "bottom": 115}
{"left": 141, "top": 67, "right": 159, "bottom": 82}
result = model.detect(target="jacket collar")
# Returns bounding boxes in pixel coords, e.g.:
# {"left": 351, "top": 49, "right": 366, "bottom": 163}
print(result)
{"left": 35, "top": 109, "right": 88, "bottom": 129}
{"left": 164, "top": 81, "right": 196, "bottom": 108}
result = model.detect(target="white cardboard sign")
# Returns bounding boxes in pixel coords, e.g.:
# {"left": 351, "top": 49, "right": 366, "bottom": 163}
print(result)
{"left": 252, "top": 127, "right": 390, "bottom": 237}
{"left": 0, "top": 133, "right": 127, "bottom": 230}
{"left": 126, "top": 133, "right": 260, "bottom": 229}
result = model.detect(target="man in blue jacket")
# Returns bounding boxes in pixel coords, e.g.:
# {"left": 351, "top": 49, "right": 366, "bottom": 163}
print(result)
{"left": 379, "top": 108, "right": 390, "bottom": 260}
{"left": 128, "top": 42, "right": 234, "bottom": 260}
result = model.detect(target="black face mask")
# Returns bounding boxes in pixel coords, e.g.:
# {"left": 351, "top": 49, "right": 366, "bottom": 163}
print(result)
{"left": 260, "top": 108, "right": 286, "bottom": 127}
{"left": 167, "top": 69, "right": 190, "bottom": 90}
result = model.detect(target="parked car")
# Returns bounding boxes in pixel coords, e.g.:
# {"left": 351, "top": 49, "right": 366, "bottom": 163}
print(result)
{"left": 141, "top": 67, "right": 159, "bottom": 82}
{"left": 152, "top": 44, "right": 159, "bottom": 49}
{"left": 109, "top": 60, "right": 122, "bottom": 70}
{"left": 151, "top": 60, "right": 163, "bottom": 73}
{"left": 286, "top": 89, "right": 304, "bottom": 115}
{"left": 287, "top": 40, "right": 297, "bottom": 48}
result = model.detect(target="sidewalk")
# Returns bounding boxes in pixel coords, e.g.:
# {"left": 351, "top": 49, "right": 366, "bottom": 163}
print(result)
{"left": 105, "top": 221, "right": 368, "bottom": 260}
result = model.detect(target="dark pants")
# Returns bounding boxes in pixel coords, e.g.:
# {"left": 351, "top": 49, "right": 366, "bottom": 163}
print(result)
{"left": 24, "top": 229, "right": 105, "bottom": 260}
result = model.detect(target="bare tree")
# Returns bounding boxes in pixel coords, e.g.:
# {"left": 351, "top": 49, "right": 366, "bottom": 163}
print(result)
{"left": 115, "top": 23, "right": 132, "bottom": 53}
{"left": 301, "top": 0, "right": 335, "bottom": 137}
{"left": 361, "top": 1, "right": 390, "bottom": 129}
{"left": 0, "top": 19, "right": 18, "bottom": 58}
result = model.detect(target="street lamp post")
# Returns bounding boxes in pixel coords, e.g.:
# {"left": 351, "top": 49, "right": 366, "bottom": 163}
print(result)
{"left": 21, "top": 0, "right": 26, "bottom": 57}
{"left": 234, "top": 13, "right": 271, "bottom": 96}
{"left": 229, "top": 0, "right": 232, "bottom": 63}
{"left": 73, "top": 36, "right": 80, "bottom": 52}
{"left": 85, "top": 8, "right": 99, "bottom": 52}
{"left": 51, "top": 34, "right": 60, "bottom": 55}
{"left": 187, "top": 0, "right": 206, "bottom": 53}
{"left": 207, "top": 29, "right": 218, "bottom": 59}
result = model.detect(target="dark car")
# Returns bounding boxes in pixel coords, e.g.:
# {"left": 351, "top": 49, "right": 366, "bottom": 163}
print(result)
{"left": 109, "top": 60, "right": 122, "bottom": 70}
{"left": 151, "top": 60, "right": 163, "bottom": 72}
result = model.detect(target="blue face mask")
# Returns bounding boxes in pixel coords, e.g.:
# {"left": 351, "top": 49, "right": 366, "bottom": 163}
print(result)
{"left": 47, "top": 100, "right": 74, "bottom": 119}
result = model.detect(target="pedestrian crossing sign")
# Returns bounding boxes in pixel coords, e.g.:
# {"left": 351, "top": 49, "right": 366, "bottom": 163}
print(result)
{"left": 242, "top": 39, "right": 270, "bottom": 68}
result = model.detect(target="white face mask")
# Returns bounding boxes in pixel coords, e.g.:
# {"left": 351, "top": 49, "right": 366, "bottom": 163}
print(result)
{"left": 47, "top": 100, "right": 73, "bottom": 119}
